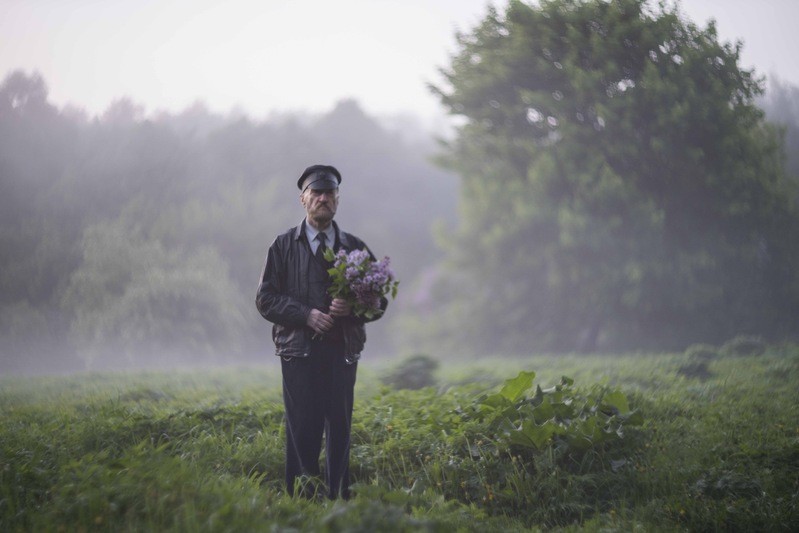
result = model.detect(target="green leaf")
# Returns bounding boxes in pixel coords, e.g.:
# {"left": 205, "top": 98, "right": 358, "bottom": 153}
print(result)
{"left": 508, "top": 419, "right": 561, "bottom": 450}
{"left": 506, "top": 426, "right": 535, "bottom": 449}
{"left": 498, "top": 371, "right": 536, "bottom": 402}
{"left": 553, "top": 403, "right": 575, "bottom": 421}
{"left": 602, "top": 390, "right": 631, "bottom": 415}
{"left": 532, "top": 399, "right": 555, "bottom": 424}
{"left": 480, "top": 393, "right": 512, "bottom": 410}
{"left": 525, "top": 420, "right": 561, "bottom": 449}
{"left": 623, "top": 410, "right": 644, "bottom": 426}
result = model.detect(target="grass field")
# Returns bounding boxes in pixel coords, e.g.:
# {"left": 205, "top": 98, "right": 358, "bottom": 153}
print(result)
{"left": 1, "top": 344, "right": 798, "bottom": 532}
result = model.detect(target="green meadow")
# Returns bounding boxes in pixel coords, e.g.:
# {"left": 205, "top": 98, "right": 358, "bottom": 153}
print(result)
{"left": 2, "top": 344, "right": 798, "bottom": 532}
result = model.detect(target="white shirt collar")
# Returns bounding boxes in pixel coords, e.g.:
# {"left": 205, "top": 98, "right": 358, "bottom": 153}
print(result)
{"left": 304, "top": 219, "right": 335, "bottom": 250}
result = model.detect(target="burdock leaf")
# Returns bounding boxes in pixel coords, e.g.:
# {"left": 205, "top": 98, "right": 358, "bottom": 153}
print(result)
{"left": 498, "top": 371, "right": 536, "bottom": 403}
{"left": 602, "top": 391, "right": 631, "bottom": 415}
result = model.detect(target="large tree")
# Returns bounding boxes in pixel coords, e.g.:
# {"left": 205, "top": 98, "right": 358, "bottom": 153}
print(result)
{"left": 420, "top": 0, "right": 799, "bottom": 353}
{"left": 761, "top": 76, "right": 799, "bottom": 181}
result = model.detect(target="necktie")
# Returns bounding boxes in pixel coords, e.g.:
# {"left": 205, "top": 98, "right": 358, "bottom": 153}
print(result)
{"left": 315, "top": 232, "right": 328, "bottom": 263}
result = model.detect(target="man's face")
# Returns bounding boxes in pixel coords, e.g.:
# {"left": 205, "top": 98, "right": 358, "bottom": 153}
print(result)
{"left": 301, "top": 187, "right": 339, "bottom": 228}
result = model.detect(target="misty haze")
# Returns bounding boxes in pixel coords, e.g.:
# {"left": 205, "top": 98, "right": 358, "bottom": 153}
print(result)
{"left": 0, "top": 86, "right": 463, "bottom": 373}
{"left": 1, "top": 0, "right": 798, "bottom": 374}
{"left": 1, "top": 69, "right": 797, "bottom": 372}
{"left": 2, "top": 0, "right": 799, "bottom": 530}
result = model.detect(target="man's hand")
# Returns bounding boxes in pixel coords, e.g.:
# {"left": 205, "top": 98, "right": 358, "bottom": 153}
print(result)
{"left": 307, "top": 308, "right": 334, "bottom": 335}
{"left": 329, "top": 298, "right": 352, "bottom": 317}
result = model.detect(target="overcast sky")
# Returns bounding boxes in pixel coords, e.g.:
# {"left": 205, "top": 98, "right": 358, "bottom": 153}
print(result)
{"left": 1, "top": 0, "right": 797, "bottom": 124}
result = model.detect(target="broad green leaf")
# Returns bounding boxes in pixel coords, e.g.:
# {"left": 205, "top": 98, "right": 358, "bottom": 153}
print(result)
{"left": 507, "top": 419, "right": 559, "bottom": 449}
{"left": 521, "top": 419, "right": 558, "bottom": 449}
{"left": 602, "top": 390, "right": 631, "bottom": 415}
{"left": 552, "top": 401, "right": 576, "bottom": 420}
{"left": 623, "top": 410, "right": 644, "bottom": 426}
{"left": 532, "top": 399, "right": 555, "bottom": 424}
{"left": 498, "top": 371, "right": 536, "bottom": 402}
{"left": 507, "top": 427, "right": 536, "bottom": 449}
{"left": 480, "top": 393, "right": 512, "bottom": 410}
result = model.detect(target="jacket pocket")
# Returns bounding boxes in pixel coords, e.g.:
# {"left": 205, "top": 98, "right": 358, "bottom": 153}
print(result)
{"left": 344, "top": 322, "right": 366, "bottom": 356}
{"left": 272, "top": 324, "right": 308, "bottom": 357}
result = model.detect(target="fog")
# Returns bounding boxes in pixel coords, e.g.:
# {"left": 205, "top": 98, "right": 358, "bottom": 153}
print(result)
{"left": 2, "top": 1, "right": 798, "bottom": 121}
{"left": 0, "top": 76, "right": 462, "bottom": 374}
{"left": 2, "top": 0, "right": 799, "bottom": 375}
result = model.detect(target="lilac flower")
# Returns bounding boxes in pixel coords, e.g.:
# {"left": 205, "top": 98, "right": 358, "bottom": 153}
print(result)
{"left": 326, "top": 248, "right": 399, "bottom": 319}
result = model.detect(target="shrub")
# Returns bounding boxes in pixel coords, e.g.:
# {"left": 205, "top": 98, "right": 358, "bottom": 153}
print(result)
{"left": 677, "top": 361, "right": 713, "bottom": 381}
{"left": 382, "top": 354, "right": 439, "bottom": 390}
{"left": 684, "top": 343, "right": 718, "bottom": 361}
{"left": 720, "top": 335, "right": 767, "bottom": 357}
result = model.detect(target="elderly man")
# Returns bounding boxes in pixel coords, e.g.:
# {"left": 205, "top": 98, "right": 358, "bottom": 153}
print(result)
{"left": 256, "top": 164, "right": 387, "bottom": 499}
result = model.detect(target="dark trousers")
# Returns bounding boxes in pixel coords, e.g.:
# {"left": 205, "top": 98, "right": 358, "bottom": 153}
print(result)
{"left": 281, "top": 338, "right": 357, "bottom": 499}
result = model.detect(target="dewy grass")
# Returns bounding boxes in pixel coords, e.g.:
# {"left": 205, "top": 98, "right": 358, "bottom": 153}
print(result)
{"left": 1, "top": 348, "right": 798, "bottom": 531}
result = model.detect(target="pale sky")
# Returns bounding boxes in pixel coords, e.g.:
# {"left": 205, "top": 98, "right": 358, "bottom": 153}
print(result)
{"left": 1, "top": 0, "right": 797, "bottom": 124}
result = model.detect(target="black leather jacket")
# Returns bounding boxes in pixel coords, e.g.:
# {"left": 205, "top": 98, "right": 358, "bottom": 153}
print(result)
{"left": 256, "top": 220, "right": 386, "bottom": 360}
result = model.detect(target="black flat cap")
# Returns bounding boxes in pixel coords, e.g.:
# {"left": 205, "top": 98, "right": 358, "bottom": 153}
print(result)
{"left": 297, "top": 164, "right": 342, "bottom": 191}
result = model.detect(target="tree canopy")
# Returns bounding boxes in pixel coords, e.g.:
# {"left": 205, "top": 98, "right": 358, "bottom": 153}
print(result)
{"left": 417, "top": 0, "right": 799, "bottom": 353}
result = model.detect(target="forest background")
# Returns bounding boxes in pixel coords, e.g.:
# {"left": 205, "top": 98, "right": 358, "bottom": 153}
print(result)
{"left": 2, "top": 0, "right": 799, "bottom": 374}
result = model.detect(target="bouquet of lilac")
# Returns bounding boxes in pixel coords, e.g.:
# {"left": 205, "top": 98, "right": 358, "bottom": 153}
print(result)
{"left": 323, "top": 248, "right": 398, "bottom": 319}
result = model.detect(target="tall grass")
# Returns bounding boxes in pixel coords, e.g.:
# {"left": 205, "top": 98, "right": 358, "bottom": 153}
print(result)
{"left": 1, "top": 347, "right": 797, "bottom": 531}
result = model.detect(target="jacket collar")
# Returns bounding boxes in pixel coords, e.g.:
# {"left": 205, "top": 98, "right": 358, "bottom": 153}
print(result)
{"left": 293, "top": 219, "right": 352, "bottom": 250}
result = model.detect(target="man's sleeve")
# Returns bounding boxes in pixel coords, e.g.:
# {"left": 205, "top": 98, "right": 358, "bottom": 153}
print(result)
{"left": 255, "top": 241, "right": 311, "bottom": 326}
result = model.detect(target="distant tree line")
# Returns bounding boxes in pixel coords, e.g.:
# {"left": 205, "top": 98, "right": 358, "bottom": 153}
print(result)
{"left": 0, "top": 71, "right": 457, "bottom": 372}
{"left": 2, "top": 0, "right": 799, "bottom": 372}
